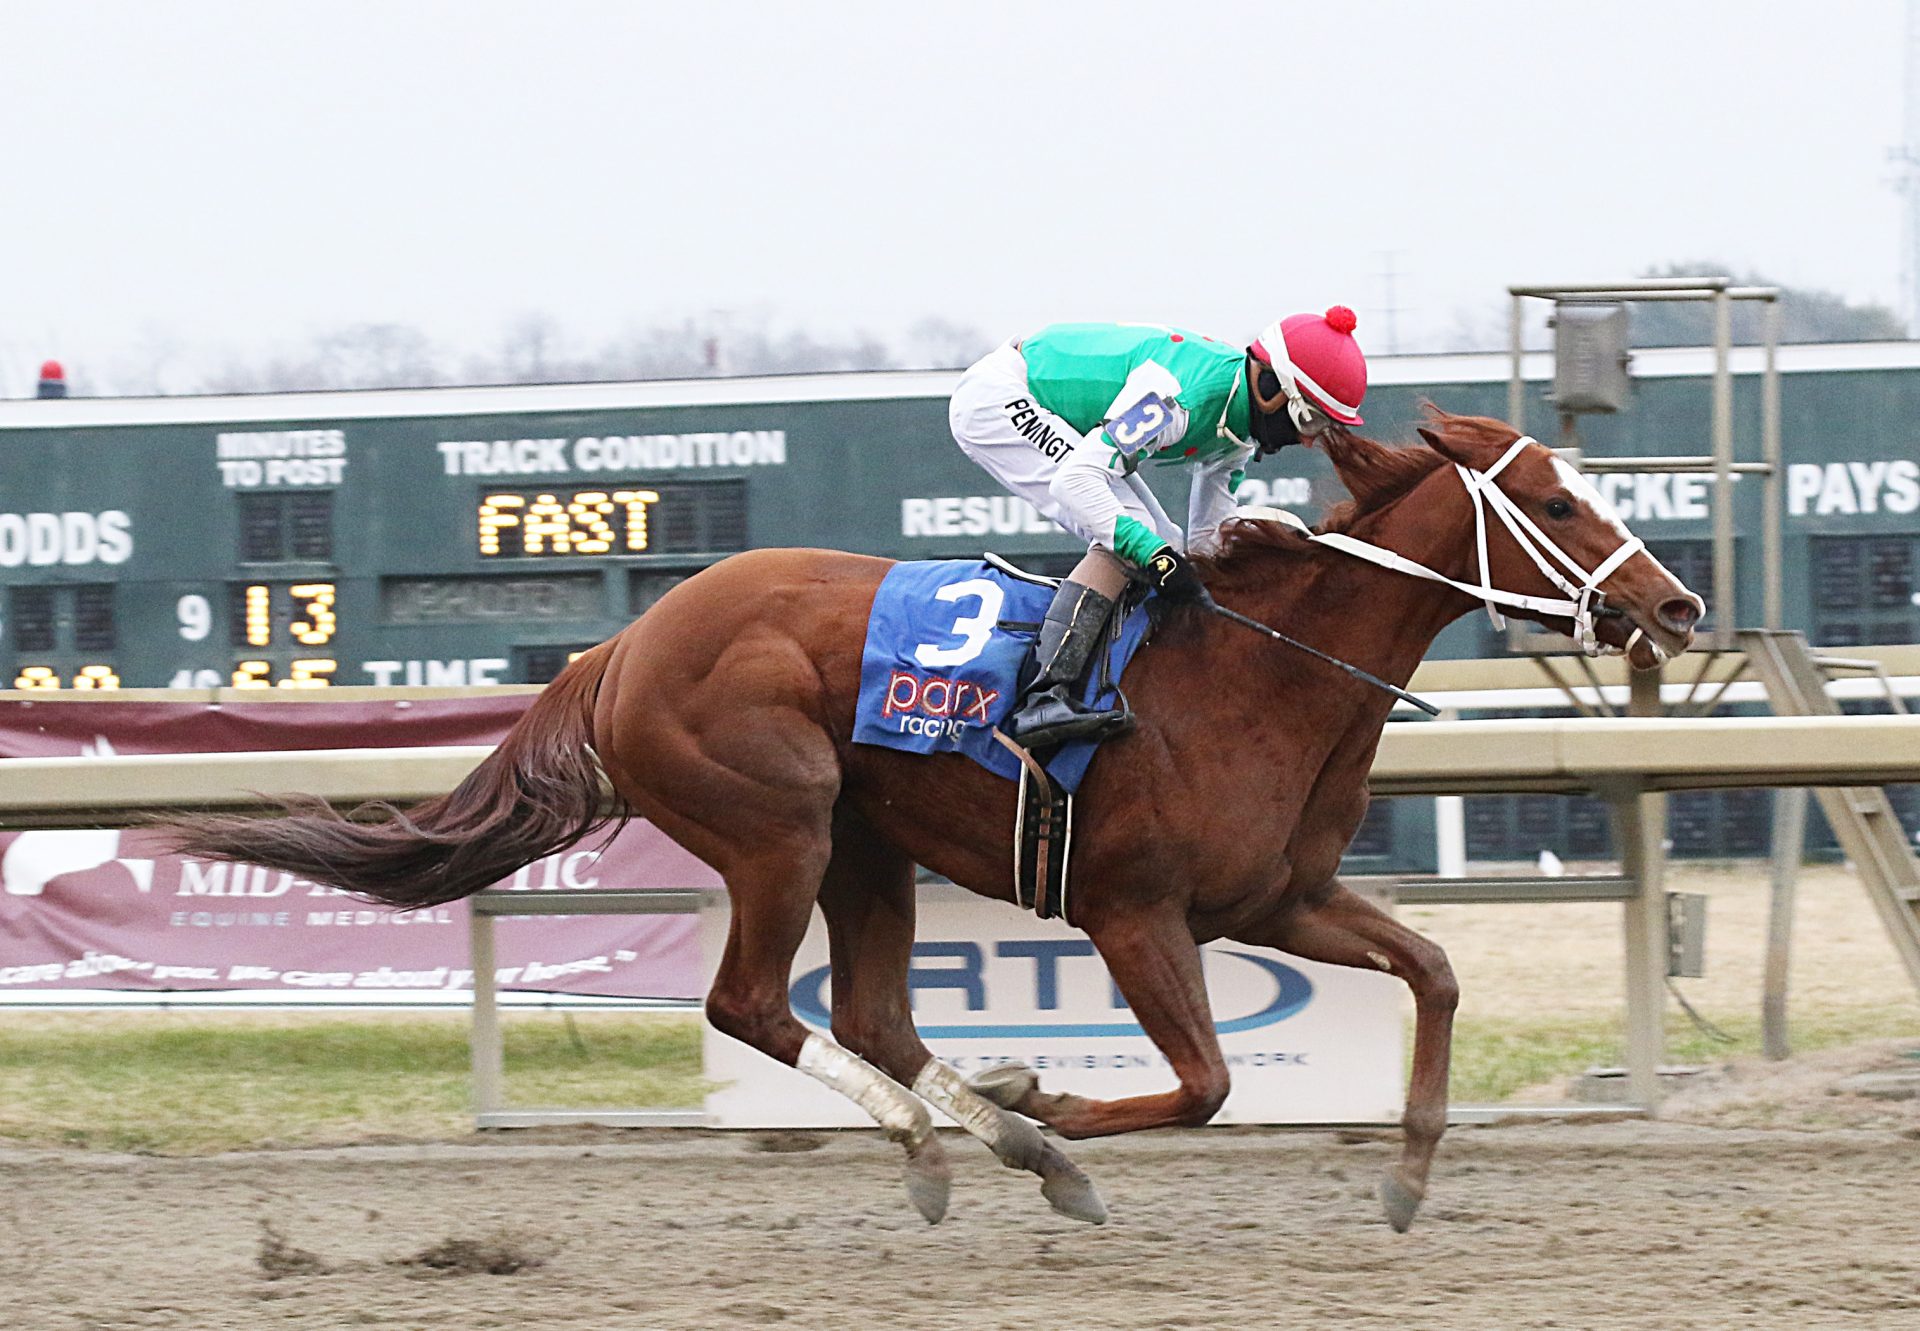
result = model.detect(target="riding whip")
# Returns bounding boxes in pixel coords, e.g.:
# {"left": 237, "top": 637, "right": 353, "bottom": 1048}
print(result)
{"left": 1202, "top": 600, "right": 1443, "bottom": 717}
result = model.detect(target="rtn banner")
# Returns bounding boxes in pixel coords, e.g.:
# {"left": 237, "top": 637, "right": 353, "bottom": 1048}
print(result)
{"left": 702, "top": 886, "right": 1406, "bottom": 1127}
{"left": 0, "top": 697, "right": 716, "bottom": 998}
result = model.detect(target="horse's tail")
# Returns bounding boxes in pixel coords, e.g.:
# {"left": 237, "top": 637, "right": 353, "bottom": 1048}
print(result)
{"left": 165, "top": 641, "right": 624, "bottom": 909}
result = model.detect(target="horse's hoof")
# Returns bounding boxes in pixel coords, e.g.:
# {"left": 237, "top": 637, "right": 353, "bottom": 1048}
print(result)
{"left": 993, "top": 1107, "right": 1049, "bottom": 1174}
{"left": 1378, "top": 1168, "right": 1425, "bottom": 1233}
{"left": 904, "top": 1137, "right": 951, "bottom": 1225}
{"left": 969, "top": 1062, "right": 1038, "bottom": 1110}
{"left": 1039, "top": 1145, "right": 1108, "bottom": 1225}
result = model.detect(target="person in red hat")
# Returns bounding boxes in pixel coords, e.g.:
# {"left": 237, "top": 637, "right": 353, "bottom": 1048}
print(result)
{"left": 948, "top": 309, "right": 1368, "bottom": 746}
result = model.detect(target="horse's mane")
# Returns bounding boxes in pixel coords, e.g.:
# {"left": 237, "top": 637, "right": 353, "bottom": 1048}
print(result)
{"left": 1194, "top": 407, "right": 1514, "bottom": 584}
{"left": 1313, "top": 432, "right": 1450, "bottom": 535}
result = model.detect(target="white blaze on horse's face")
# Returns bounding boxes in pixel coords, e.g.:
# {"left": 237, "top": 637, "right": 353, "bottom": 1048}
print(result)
{"left": 1551, "top": 457, "right": 1692, "bottom": 617}
{"left": 1535, "top": 450, "right": 1704, "bottom": 665}
{"left": 1549, "top": 458, "right": 1632, "bottom": 542}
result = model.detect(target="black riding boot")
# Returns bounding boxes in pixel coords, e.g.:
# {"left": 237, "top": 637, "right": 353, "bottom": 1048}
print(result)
{"left": 1004, "top": 580, "right": 1134, "bottom": 748}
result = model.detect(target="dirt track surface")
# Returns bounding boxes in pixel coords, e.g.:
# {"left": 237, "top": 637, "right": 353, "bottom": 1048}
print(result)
{"left": 5, "top": 1122, "right": 1918, "bottom": 1330}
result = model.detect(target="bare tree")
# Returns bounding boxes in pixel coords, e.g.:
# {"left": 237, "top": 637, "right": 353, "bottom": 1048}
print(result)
{"left": 1627, "top": 262, "right": 1904, "bottom": 346}
{"left": 28, "top": 310, "right": 973, "bottom": 397}
{"left": 730, "top": 327, "right": 895, "bottom": 375}
{"left": 1440, "top": 264, "right": 1902, "bottom": 354}
{"left": 97, "top": 323, "right": 191, "bottom": 396}
{"left": 496, "top": 312, "right": 566, "bottom": 382}
{"left": 900, "top": 316, "right": 992, "bottom": 369}
{"left": 1440, "top": 303, "right": 1550, "bottom": 355}
{"left": 195, "top": 324, "right": 447, "bottom": 394}
{"left": 312, "top": 323, "right": 448, "bottom": 388}
{"left": 594, "top": 319, "right": 720, "bottom": 381}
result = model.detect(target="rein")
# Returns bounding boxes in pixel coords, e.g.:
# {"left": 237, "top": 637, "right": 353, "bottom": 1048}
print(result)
{"left": 1203, "top": 600, "right": 1442, "bottom": 716}
{"left": 1305, "top": 435, "right": 1646, "bottom": 659}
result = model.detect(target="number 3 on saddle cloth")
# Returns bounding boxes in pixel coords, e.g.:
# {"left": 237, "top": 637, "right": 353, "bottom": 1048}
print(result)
{"left": 853, "top": 558, "right": 1154, "bottom": 920}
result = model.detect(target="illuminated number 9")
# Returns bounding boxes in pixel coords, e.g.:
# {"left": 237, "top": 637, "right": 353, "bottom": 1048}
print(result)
{"left": 177, "top": 594, "right": 212, "bottom": 642}
{"left": 913, "top": 578, "right": 1004, "bottom": 668}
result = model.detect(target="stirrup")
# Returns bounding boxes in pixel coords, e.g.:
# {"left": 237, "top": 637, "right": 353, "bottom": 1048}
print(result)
{"left": 1005, "top": 685, "right": 1134, "bottom": 749}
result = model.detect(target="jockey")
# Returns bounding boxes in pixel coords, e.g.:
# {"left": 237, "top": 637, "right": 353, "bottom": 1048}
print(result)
{"left": 948, "top": 309, "right": 1368, "bottom": 748}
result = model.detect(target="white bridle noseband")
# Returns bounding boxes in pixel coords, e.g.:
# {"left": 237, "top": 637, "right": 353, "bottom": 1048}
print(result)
{"left": 1264, "top": 435, "right": 1648, "bottom": 658}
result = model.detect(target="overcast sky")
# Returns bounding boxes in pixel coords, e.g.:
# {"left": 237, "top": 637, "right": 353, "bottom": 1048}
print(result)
{"left": 0, "top": 1, "right": 1911, "bottom": 391}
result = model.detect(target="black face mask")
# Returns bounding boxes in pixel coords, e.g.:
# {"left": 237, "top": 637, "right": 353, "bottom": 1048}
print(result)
{"left": 1247, "top": 359, "right": 1302, "bottom": 457}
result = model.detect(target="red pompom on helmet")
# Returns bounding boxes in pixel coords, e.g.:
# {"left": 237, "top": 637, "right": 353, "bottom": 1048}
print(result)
{"left": 36, "top": 359, "right": 68, "bottom": 400}
{"left": 1250, "top": 306, "right": 1367, "bottom": 426}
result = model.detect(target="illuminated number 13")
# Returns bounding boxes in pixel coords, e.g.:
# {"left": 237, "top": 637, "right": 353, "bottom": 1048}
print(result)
{"left": 913, "top": 578, "right": 1004, "bottom": 668}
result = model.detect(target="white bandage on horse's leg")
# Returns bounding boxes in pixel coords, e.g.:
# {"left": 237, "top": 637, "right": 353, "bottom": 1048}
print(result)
{"left": 929, "top": 1058, "right": 1104, "bottom": 1223}
{"left": 913, "top": 1057, "right": 1045, "bottom": 1172}
{"left": 797, "top": 1034, "right": 933, "bottom": 1145}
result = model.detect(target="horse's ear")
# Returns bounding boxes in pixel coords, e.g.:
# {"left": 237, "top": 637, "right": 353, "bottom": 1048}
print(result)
{"left": 1416, "top": 426, "right": 1476, "bottom": 467}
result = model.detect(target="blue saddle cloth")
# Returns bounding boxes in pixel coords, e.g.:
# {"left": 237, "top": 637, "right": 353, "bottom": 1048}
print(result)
{"left": 853, "top": 559, "right": 1152, "bottom": 793}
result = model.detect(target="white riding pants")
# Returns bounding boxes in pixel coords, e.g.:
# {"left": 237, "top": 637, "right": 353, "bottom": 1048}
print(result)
{"left": 947, "top": 342, "right": 1183, "bottom": 554}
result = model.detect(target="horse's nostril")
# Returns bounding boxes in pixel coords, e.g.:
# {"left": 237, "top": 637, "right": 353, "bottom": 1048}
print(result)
{"left": 1658, "top": 597, "right": 1702, "bottom": 634}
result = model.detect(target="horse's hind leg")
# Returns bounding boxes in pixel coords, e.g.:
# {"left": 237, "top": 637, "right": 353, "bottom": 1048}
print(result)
{"left": 596, "top": 630, "right": 953, "bottom": 1223}
{"left": 1233, "top": 882, "right": 1457, "bottom": 1233}
{"left": 816, "top": 814, "right": 1107, "bottom": 1224}
{"left": 703, "top": 833, "right": 952, "bottom": 1224}
{"left": 968, "top": 904, "right": 1232, "bottom": 1140}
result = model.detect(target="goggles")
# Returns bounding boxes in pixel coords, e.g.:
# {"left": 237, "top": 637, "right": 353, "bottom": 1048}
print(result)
{"left": 1251, "top": 348, "right": 1337, "bottom": 438}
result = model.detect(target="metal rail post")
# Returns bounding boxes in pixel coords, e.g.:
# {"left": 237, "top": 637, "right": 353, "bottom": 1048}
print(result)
{"left": 1711, "top": 288, "right": 1736, "bottom": 649}
{"left": 1763, "top": 786, "right": 1808, "bottom": 1060}
{"left": 1508, "top": 292, "right": 1528, "bottom": 432}
{"left": 1760, "top": 299, "right": 1796, "bottom": 1061}
{"left": 469, "top": 906, "right": 504, "bottom": 1117}
{"left": 1761, "top": 297, "right": 1784, "bottom": 630}
{"left": 1614, "top": 666, "right": 1670, "bottom": 1104}
{"left": 1433, "top": 708, "right": 1467, "bottom": 876}
{"left": 464, "top": 889, "right": 710, "bottom": 1128}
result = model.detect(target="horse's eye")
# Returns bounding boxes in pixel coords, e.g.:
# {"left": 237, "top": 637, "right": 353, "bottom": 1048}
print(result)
{"left": 1545, "top": 497, "right": 1574, "bottom": 520}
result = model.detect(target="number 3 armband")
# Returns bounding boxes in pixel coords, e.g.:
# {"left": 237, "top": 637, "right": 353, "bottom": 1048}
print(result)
{"left": 1103, "top": 392, "right": 1187, "bottom": 457}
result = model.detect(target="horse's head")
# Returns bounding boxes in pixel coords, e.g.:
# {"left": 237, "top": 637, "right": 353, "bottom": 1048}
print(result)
{"left": 1321, "top": 410, "right": 1704, "bottom": 669}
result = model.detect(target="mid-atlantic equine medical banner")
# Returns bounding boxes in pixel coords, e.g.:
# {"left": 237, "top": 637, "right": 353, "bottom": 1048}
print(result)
{"left": 0, "top": 697, "right": 715, "bottom": 999}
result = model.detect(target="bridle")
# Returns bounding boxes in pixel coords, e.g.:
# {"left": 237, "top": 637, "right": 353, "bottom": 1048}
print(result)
{"left": 1301, "top": 435, "right": 1648, "bottom": 658}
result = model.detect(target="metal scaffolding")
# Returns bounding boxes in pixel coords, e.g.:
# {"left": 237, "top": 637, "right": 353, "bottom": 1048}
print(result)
{"left": 1506, "top": 278, "right": 1783, "bottom": 650}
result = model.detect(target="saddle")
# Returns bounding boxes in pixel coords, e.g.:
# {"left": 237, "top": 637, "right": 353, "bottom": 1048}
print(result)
{"left": 851, "top": 553, "right": 1154, "bottom": 925}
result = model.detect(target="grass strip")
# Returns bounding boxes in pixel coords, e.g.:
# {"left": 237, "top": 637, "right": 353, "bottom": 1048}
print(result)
{"left": 0, "top": 1002, "right": 1909, "bottom": 1153}
{"left": 1449, "top": 1003, "right": 1916, "bottom": 1102}
{"left": 0, "top": 1012, "right": 704, "bottom": 1154}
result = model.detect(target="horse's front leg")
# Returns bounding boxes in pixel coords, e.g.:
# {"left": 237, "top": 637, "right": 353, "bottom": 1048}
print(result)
{"left": 970, "top": 906, "right": 1230, "bottom": 1139}
{"left": 1233, "top": 881, "right": 1458, "bottom": 1232}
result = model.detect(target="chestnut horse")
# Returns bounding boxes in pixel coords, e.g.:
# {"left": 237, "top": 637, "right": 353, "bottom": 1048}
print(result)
{"left": 172, "top": 411, "right": 1702, "bottom": 1232}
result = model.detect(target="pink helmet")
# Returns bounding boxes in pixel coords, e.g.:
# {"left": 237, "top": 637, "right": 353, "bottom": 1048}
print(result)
{"left": 1250, "top": 306, "right": 1367, "bottom": 427}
